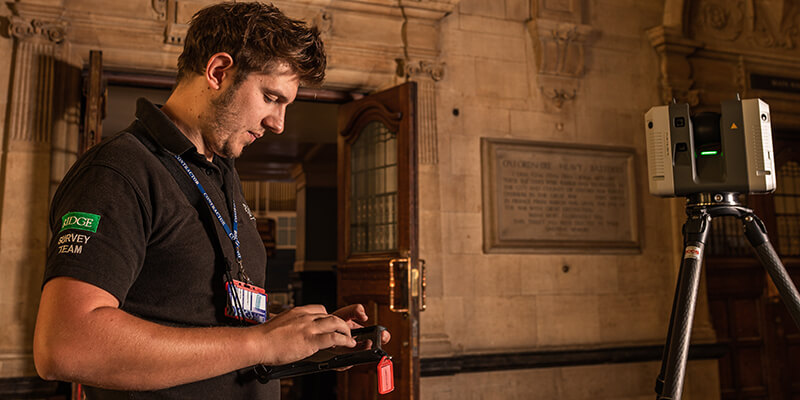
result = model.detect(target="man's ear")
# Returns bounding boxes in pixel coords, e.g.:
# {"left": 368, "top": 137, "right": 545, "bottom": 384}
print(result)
{"left": 205, "top": 53, "right": 235, "bottom": 90}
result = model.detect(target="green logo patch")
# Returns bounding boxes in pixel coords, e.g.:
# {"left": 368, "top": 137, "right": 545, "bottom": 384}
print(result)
{"left": 60, "top": 212, "right": 101, "bottom": 233}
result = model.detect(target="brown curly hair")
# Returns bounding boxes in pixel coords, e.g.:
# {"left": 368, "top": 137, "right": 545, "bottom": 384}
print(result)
{"left": 177, "top": 2, "right": 326, "bottom": 86}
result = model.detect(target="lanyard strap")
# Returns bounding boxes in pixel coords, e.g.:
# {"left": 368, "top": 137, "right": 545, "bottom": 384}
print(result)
{"left": 174, "top": 154, "right": 251, "bottom": 283}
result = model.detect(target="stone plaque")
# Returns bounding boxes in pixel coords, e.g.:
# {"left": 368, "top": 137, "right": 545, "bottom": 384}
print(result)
{"left": 750, "top": 73, "right": 800, "bottom": 95}
{"left": 481, "top": 139, "right": 640, "bottom": 253}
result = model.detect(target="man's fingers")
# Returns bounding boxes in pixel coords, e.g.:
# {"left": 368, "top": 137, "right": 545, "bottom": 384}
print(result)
{"left": 381, "top": 330, "right": 391, "bottom": 344}
{"left": 321, "top": 331, "right": 357, "bottom": 348}
{"left": 295, "top": 304, "right": 327, "bottom": 315}
{"left": 333, "top": 304, "right": 368, "bottom": 322}
{"left": 312, "top": 314, "right": 352, "bottom": 338}
{"left": 345, "top": 320, "right": 364, "bottom": 330}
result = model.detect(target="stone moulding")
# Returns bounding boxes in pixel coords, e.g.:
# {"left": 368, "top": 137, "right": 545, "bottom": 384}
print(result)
{"left": 329, "top": 0, "right": 459, "bottom": 20}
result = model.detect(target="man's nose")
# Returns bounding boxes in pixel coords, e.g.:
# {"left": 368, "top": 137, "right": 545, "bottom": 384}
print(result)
{"left": 263, "top": 106, "right": 286, "bottom": 135}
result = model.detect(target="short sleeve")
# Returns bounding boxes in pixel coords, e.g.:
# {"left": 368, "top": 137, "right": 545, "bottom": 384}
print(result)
{"left": 45, "top": 163, "right": 150, "bottom": 305}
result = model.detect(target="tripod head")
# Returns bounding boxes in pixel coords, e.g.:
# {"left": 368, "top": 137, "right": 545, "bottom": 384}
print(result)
{"left": 684, "top": 192, "right": 752, "bottom": 221}
{"left": 685, "top": 192, "right": 741, "bottom": 209}
{"left": 682, "top": 193, "right": 763, "bottom": 229}
{"left": 681, "top": 192, "right": 768, "bottom": 248}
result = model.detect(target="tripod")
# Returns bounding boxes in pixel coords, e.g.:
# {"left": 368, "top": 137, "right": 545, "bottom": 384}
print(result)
{"left": 655, "top": 192, "right": 800, "bottom": 400}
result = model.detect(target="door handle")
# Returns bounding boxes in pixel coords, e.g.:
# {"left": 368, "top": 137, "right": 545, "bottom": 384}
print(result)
{"left": 417, "top": 259, "right": 426, "bottom": 312}
{"left": 388, "top": 258, "right": 409, "bottom": 313}
{"left": 388, "top": 257, "right": 426, "bottom": 313}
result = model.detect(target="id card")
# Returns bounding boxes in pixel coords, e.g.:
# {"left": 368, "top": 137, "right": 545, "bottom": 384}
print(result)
{"left": 225, "top": 280, "right": 268, "bottom": 324}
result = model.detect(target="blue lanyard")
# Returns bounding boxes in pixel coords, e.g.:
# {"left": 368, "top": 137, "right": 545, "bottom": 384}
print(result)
{"left": 174, "top": 154, "right": 251, "bottom": 283}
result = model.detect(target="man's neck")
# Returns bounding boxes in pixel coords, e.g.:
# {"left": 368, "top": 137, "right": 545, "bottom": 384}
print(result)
{"left": 160, "top": 86, "right": 215, "bottom": 162}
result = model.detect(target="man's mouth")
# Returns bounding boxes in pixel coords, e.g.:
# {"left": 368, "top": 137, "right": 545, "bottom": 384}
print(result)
{"left": 248, "top": 131, "right": 262, "bottom": 143}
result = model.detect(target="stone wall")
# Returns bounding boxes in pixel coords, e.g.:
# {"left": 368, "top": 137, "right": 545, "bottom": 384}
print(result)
{"left": 418, "top": 0, "right": 719, "bottom": 398}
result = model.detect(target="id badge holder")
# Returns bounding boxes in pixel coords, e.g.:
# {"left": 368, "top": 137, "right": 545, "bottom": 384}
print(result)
{"left": 225, "top": 280, "right": 268, "bottom": 324}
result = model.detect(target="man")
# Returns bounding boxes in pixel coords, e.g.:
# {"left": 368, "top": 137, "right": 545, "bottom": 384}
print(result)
{"left": 33, "top": 3, "right": 387, "bottom": 399}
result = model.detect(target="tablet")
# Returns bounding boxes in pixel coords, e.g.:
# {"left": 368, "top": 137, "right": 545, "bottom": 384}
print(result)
{"left": 254, "top": 325, "right": 389, "bottom": 383}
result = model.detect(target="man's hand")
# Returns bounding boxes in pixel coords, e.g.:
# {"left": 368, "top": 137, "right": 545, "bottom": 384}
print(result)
{"left": 253, "top": 305, "right": 357, "bottom": 366}
{"left": 332, "top": 304, "right": 391, "bottom": 346}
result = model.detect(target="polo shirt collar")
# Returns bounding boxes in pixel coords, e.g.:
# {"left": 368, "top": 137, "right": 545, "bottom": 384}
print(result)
{"left": 135, "top": 97, "right": 196, "bottom": 156}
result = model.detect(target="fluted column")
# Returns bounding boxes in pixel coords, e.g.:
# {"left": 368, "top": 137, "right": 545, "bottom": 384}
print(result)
{"left": 0, "top": 7, "right": 66, "bottom": 378}
{"left": 396, "top": 58, "right": 444, "bottom": 166}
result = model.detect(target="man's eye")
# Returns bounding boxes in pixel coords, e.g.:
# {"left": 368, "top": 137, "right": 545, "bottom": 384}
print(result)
{"left": 264, "top": 94, "right": 276, "bottom": 103}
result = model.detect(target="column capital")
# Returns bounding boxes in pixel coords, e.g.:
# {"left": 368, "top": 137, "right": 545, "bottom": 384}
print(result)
{"left": 8, "top": 16, "right": 66, "bottom": 44}
{"left": 6, "top": 2, "right": 67, "bottom": 44}
{"left": 395, "top": 58, "right": 445, "bottom": 82}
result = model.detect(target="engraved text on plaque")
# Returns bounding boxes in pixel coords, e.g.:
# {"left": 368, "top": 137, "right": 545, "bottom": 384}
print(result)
{"left": 482, "top": 139, "right": 640, "bottom": 253}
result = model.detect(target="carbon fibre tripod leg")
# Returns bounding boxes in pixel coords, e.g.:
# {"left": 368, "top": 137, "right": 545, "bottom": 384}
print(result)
{"left": 741, "top": 212, "right": 800, "bottom": 330}
{"left": 655, "top": 244, "right": 687, "bottom": 395}
{"left": 656, "top": 211, "right": 711, "bottom": 400}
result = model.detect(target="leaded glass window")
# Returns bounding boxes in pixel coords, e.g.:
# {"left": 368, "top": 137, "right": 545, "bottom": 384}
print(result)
{"left": 775, "top": 161, "right": 800, "bottom": 255}
{"left": 707, "top": 209, "right": 750, "bottom": 256}
{"left": 350, "top": 121, "right": 398, "bottom": 254}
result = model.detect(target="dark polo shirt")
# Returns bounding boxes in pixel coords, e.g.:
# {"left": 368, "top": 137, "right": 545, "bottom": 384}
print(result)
{"left": 44, "top": 98, "right": 279, "bottom": 399}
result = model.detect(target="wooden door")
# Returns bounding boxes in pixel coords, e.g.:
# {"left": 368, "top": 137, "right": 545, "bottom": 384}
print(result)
{"left": 336, "top": 82, "right": 422, "bottom": 399}
{"left": 80, "top": 50, "right": 105, "bottom": 155}
{"left": 765, "top": 135, "right": 800, "bottom": 400}
{"left": 73, "top": 49, "right": 106, "bottom": 400}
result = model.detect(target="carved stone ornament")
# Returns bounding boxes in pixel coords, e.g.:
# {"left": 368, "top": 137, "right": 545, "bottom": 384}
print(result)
{"left": 542, "top": 87, "right": 576, "bottom": 109}
{"left": 749, "top": 0, "right": 800, "bottom": 49}
{"left": 9, "top": 16, "right": 66, "bottom": 44}
{"left": 537, "top": 75, "right": 578, "bottom": 110}
{"left": 527, "top": 17, "right": 594, "bottom": 110}
{"left": 395, "top": 58, "right": 445, "bottom": 81}
{"left": 528, "top": 18, "right": 593, "bottom": 78}
{"left": 687, "top": 0, "right": 800, "bottom": 51}
{"left": 691, "top": 0, "right": 745, "bottom": 41}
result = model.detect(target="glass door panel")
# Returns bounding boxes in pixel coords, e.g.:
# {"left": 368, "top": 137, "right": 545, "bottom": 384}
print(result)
{"left": 350, "top": 121, "right": 398, "bottom": 254}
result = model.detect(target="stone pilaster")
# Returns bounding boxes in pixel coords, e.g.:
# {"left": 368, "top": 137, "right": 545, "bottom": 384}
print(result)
{"left": 396, "top": 58, "right": 444, "bottom": 166}
{"left": 0, "top": 4, "right": 66, "bottom": 378}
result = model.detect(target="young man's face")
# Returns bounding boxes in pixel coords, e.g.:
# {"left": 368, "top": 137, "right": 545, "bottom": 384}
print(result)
{"left": 200, "top": 63, "right": 299, "bottom": 159}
